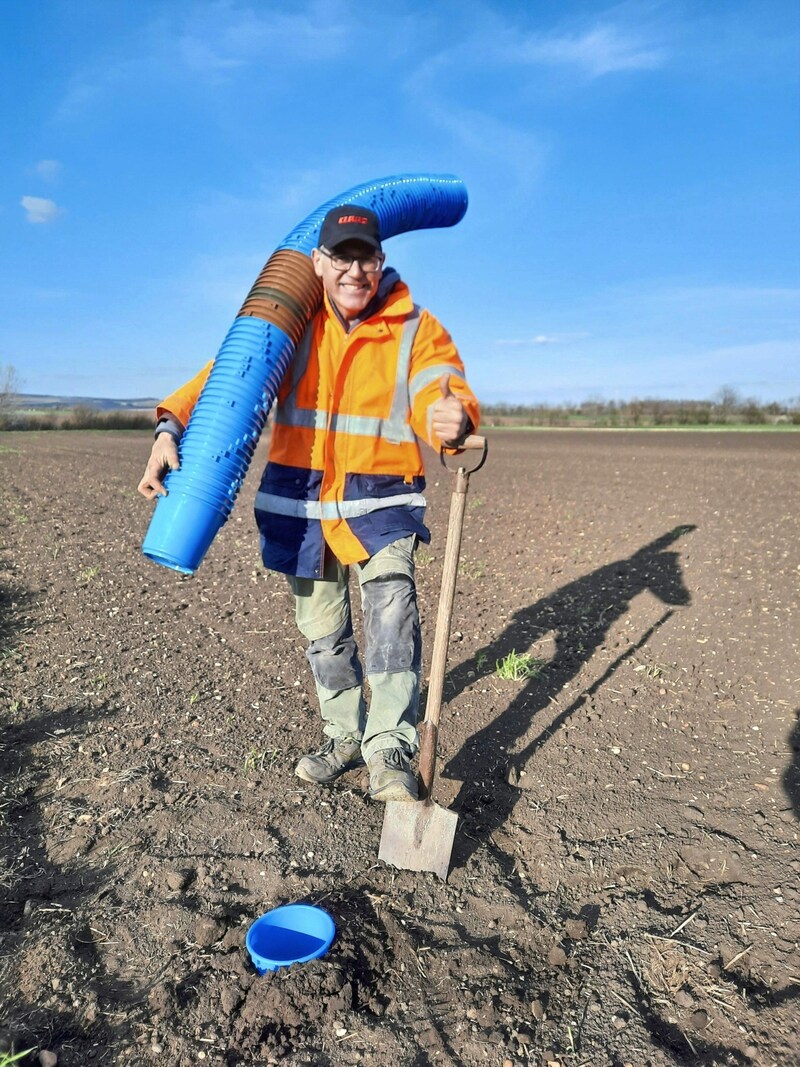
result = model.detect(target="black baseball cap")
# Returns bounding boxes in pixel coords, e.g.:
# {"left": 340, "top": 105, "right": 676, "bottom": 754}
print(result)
{"left": 318, "top": 204, "right": 382, "bottom": 252}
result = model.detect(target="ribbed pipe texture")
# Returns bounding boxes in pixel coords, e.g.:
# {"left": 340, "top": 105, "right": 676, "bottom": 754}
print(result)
{"left": 143, "top": 173, "right": 468, "bottom": 574}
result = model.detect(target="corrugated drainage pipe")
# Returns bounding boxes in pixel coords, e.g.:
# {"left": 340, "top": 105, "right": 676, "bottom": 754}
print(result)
{"left": 142, "top": 173, "right": 468, "bottom": 574}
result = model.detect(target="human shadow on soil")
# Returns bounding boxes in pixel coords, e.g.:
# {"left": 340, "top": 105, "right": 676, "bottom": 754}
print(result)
{"left": 443, "top": 526, "right": 697, "bottom": 873}
{"left": 782, "top": 709, "right": 800, "bottom": 819}
{"left": 0, "top": 687, "right": 148, "bottom": 1058}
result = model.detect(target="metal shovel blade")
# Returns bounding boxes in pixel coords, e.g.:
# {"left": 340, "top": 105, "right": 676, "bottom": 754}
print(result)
{"left": 378, "top": 799, "right": 459, "bottom": 881}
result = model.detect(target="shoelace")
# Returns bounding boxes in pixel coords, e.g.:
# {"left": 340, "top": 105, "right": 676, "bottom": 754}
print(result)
{"left": 381, "top": 749, "right": 408, "bottom": 770}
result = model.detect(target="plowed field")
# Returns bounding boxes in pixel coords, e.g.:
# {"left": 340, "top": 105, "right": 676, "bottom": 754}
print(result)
{"left": 1, "top": 429, "right": 798, "bottom": 1067}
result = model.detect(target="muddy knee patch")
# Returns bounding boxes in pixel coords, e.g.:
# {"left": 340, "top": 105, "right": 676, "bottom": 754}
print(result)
{"left": 361, "top": 574, "right": 420, "bottom": 674}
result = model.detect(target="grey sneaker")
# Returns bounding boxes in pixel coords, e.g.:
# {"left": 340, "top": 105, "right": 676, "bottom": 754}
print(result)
{"left": 367, "top": 748, "right": 418, "bottom": 802}
{"left": 295, "top": 737, "right": 363, "bottom": 784}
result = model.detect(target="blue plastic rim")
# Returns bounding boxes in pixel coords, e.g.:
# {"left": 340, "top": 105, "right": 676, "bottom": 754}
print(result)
{"left": 142, "top": 489, "right": 228, "bottom": 572}
{"left": 246, "top": 904, "right": 336, "bottom": 974}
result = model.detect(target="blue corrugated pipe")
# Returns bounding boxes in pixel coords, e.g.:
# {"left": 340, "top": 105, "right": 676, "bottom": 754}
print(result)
{"left": 142, "top": 173, "right": 468, "bottom": 574}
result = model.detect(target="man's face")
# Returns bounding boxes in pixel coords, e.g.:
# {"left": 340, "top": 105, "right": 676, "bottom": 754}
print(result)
{"left": 311, "top": 240, "right": 383, "bottom": 321}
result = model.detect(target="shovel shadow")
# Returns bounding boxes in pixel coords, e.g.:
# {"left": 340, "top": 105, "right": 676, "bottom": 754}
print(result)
{"left": 440, "top": 525, "right": 696, "bottom": 874}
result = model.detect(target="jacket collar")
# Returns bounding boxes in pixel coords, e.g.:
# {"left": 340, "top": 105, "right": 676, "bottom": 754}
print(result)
{"left": 322, "top": 267, "right": 413, "bottom": 333}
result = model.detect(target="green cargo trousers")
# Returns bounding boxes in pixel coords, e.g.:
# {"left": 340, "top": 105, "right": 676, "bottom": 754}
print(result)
{"left": 286, "top": 536, "right": 421, "bottom": 762}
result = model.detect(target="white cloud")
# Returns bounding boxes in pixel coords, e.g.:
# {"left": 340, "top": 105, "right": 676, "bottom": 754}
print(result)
{"left": 21, "top": 196, "right": 62, "bottom": 224}
{"left": 516, "top": 23, "right": 666, "bottom": 77}
{"left": 34, "top": 159, "right": 62, "bottom": 182}
{"left": 496, "top": 332, "right": 589, "bottom": 346}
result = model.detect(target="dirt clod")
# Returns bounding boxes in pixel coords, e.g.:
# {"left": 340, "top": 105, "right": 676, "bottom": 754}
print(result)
{"left": 564, "top": 918, "right": 588, "bottom": 939}
{"left": 547, "top": 945, "right": 568, "bottom": 967}
{"left": 193, "top": 916, "right": 225, "bottom": 947}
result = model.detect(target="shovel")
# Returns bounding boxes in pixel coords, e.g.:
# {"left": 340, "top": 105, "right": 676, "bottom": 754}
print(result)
{"left": 379, "top": 434, "right": 488, "bottom": 880}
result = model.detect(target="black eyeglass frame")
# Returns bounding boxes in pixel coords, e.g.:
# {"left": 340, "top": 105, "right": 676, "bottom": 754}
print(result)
{"left": 317, "top": 247, "right": 385, "bottom": 273}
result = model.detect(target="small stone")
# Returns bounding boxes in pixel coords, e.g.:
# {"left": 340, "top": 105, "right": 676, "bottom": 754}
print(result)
{"left": 335, "top": 1028, "right": 347, "bottom": 1037}
{"left": 503, "top": 1060, "right": 514, "bottom": 1067}
{"left": 675, "top": 989, "right": 694, "bottom": 1008}
{"left": 151, "top": 1043, "right": 163, "bottom": 1054}
{"left": 689, "top": 1009, "right": 709, "bottom": 1030}
{"left": 39, "top": 1053, "right": 58, "bottom": 1067}
{"left": 745, "top": 1045, "right": 758, "bottom": 1060}
{"left": 530, "top": 998, "right": 545, "bottom": 1021}
{"left": 680, "top": 763, "right": 691, "bottom": 772}
{"left": 612, "top": 1016, "right": 627, "bottom": 1030}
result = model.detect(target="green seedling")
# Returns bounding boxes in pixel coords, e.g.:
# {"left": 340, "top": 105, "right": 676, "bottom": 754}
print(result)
{"left": 416, "top": 548, "right": 433, "bottom": 568}
{"left": 475, "top": 649, "right": 489, "bottom": 670}
{"left": 6, "top": 505, "right": 27, "bottom": 524}
{"left": 79, "top": 566, "right": 100, "bottom": 583}
{"left": 189, "top": 692, "right": 200, "bottom": 706}
{"left": 495, "top": 651, "right": 544, "bottom": 681}
{"left": 0, "top": 1051, "right": 36, "bottom": 1066}
{"left": 243, "top": 748, "right": 267, "bottom": 775}
{"left": 458, "top": 558, "right": 486, "bottom": 579}
{"left": 633, "top": 661, "right": 669, "bottom": 679}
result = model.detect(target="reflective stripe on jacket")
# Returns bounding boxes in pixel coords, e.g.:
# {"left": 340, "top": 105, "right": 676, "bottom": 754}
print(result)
{"left": 157, "top": 276, "right": 480, "bottom": 578}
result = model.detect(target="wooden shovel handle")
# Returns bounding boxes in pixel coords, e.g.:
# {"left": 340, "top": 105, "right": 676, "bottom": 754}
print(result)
{"left": 418, "top": 435, "right": 487, "bottom": 800}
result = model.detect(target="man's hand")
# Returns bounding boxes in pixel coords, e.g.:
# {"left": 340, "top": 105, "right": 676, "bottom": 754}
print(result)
{"left": 431, "top": 373, "right": 469, "bottom": 447}
{"left": 137, "top": 434, "right": 180, "bottom": 500}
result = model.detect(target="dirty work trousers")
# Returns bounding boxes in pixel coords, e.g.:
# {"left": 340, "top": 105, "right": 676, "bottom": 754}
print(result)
{"left": 286, "top": 536, "right": 421, "bottom": 762}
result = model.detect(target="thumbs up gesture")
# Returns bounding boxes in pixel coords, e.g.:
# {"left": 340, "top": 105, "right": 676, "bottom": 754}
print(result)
{"left": 431, "top": 372, "right": 469, "bottom": 447}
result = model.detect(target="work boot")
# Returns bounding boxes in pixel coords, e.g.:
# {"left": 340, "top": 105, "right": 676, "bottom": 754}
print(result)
{"left": 295, "top": 737, "right": 364, "bottom": 784}
{"left": 367, "top": 748, "right": 418, "bottom": 802}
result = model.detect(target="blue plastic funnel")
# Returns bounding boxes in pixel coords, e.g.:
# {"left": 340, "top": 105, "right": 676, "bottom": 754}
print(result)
{"left": 246, "top": 904, "right": 336, "bottom": 974}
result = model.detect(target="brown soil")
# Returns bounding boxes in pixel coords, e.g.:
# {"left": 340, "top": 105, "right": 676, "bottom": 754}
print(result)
{"left": 1, "top": 429, "right": 798, "bottom": 1067}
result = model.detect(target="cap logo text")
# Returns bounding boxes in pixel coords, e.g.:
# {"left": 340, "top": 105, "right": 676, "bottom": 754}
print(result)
{"left": 338, "top": 215, "right": 368, "bottom": 225}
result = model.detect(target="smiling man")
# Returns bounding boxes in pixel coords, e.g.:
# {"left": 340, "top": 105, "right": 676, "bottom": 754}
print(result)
{"left": 139, "top": 204, "right": 479, "bottom": 803}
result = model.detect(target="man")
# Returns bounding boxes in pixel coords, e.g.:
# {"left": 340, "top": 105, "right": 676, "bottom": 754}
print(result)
{"left": 138, "top": 205, "right": 479, "bottom": 802}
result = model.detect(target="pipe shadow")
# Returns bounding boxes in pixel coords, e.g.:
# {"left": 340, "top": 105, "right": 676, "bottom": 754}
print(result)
{"left": 442, "top": 525, "right": 697, "bottom": 872}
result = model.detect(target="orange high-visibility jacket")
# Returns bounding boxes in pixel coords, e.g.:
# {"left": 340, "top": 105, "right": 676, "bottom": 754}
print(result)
{"left": 158, "top": 275, "right": 480, "bottom": 578}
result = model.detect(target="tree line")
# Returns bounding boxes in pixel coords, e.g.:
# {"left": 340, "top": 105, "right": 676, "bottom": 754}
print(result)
{"left": 1, "top": 363, "right": 797, "bottom": 431}
{"left": 481, "top": 389, "right": 800, "bottom": 428}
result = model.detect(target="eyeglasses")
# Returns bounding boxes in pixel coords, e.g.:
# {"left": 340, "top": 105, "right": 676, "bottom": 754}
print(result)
{"left": 318, "top": 247, "right": 384, "bottom": 273}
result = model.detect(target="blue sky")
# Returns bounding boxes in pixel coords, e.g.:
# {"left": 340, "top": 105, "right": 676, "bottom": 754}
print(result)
{"left": 2, "top": 0, "right": 798, "bottom": 405}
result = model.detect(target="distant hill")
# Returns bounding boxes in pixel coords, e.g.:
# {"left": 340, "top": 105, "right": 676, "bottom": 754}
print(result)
{"left": 14, "top": 393, "right": 159, "bottom": 412}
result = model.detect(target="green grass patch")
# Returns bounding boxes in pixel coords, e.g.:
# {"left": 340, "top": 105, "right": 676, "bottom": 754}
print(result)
{"left": 495, "top": 651, "right": 545, "bottom": 681}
